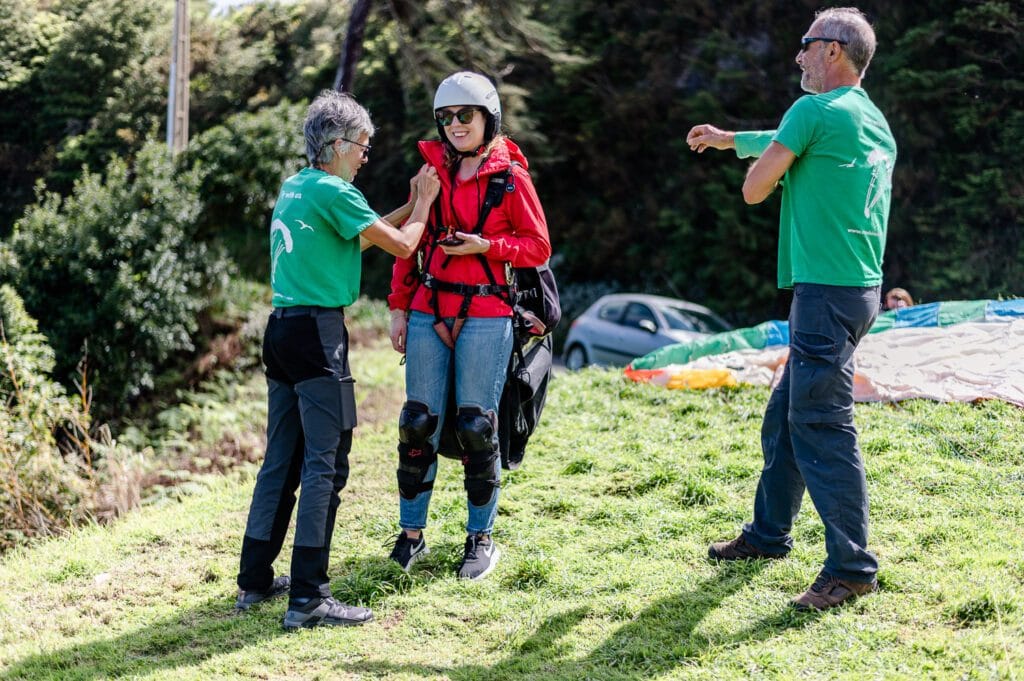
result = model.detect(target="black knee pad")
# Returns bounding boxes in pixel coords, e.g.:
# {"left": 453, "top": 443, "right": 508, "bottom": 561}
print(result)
{"left": 454, "top": 406, "right": 497, "bottom": 453}
{"left": 397, "top": 442, "right": 437, "bottom": 500}
{"left": 462, "top": 447, "right": 500, "bottom": 507}
{"left": 399, "top": 400, "right": 437, "bottom": 450}
{"left": 456, "top": 407, "right": 499, "bottom": 506}
{"left": 397, "top": 401, "right": 438, "bottom": 500}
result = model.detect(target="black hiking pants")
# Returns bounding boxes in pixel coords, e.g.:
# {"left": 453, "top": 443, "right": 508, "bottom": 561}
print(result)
{"left": 238, "top": 306, "right": 357, "bottom": 600}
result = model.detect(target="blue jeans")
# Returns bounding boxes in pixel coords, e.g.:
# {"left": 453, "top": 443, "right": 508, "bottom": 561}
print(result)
{"left": 400, "top": 311, "right": 512, "bottom": 535}
{"left": 743, "top": 284, "right": 880, "bottom": 583}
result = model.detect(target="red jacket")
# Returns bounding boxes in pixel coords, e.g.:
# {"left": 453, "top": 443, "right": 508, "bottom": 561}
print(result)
{"left": 388, "top": 138, "right": 551, "bottom": 318}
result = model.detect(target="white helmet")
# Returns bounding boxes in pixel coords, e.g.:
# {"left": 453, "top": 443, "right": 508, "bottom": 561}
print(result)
{"left": 433, "top": 71, "right": 502, "bottom": 143}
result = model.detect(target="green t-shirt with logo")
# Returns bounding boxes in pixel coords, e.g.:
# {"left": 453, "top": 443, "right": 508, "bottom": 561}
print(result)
{"left": 269, "top": 167, "right": 380, "bottom": 308}
{"left": 734, "top": 86, "right": 896, "bottom": 289}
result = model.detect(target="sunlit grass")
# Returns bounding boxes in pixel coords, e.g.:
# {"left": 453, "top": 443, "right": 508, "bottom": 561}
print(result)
{"left": 1, "top": 343, "right": 1022, "bottom": 679}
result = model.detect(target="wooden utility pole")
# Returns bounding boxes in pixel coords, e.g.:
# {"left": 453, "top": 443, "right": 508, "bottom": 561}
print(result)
{"left": 167, "top": 0, "right": 190, "bottom": 154}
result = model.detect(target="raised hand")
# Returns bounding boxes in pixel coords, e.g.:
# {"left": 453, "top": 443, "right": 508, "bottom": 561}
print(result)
{"left": 415, "top": 165, "right": 440, "bottom": 203}
{"left": 686, "top": 124, "right": 735, "bottom": 153}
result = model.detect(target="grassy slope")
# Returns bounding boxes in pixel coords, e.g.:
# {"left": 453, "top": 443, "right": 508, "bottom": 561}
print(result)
{"left": 1, "top": 339, "right": 1022, "bottom": 680}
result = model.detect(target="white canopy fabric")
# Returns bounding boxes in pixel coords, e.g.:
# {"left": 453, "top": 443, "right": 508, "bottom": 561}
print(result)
{"left": 658, "top": 320, "right": 1024, "bottom": 407}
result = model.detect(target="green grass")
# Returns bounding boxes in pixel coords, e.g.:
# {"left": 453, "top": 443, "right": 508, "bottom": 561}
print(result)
{"left": 1, "top": 341, "right": 1023, "bottom": 679}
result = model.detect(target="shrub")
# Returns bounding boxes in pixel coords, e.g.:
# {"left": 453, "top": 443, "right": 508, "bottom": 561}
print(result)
{"left": 0, "top": 284, "right": 149, "bottom": 550}
{"left": 4, "top": 140, "right": 231, "bottom": 415}
{"left": 185, "top": 101, "right": 308, "bottom": 278}
{"left": 0, "top": 285, "right": 92, "bottom": 549}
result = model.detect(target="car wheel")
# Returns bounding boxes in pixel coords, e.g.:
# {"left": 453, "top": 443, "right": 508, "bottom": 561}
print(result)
{"left": 565, "top": 344, "right": 588, "bottom": 371}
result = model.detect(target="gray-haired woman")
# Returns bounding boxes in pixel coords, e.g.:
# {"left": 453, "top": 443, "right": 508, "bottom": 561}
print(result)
{"left": 235, "top": 90, "right": 439, "bottom": 629}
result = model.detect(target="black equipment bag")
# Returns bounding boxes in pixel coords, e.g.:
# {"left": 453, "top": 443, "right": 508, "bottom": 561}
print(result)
{"left": 498, "top": 335, "right": 553, "bottom": 469}
{"left": 509, "top": 261, "right": 561, "bottom": 340}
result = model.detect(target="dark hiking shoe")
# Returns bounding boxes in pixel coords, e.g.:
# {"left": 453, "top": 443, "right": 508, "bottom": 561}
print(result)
{"left": 282, "top": 597, "right": 373, "bottom": 630}
{"left": 791, "top": 570, "right": 877, "bottom": 611}
{"left": 388, "top": 531, "right": 429, "bottom": 572}
{"left": 457, "top": 534, "right": 500, "bottom": 581}
{"left": 235, "top": 575, "right": 290, "bottom": 611}
{"left": 708, "top": 535, "right": 787, "bottom": 562}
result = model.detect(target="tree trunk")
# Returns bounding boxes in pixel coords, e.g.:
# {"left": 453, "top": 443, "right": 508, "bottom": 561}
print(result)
{"left": 333, "top": 0, "right": 372, "bottom": 93}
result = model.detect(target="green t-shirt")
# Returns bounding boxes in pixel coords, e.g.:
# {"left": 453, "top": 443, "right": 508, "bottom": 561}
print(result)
{"left": 269, "top": 167, "right": 380, "bottom": 308}
{"left": 735, "top": 87, "right": 896, "bottom": 288}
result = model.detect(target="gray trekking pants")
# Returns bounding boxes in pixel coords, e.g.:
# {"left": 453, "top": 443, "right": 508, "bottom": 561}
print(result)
{"left": 743, "top": 283, "right": 880, "bottom": 583}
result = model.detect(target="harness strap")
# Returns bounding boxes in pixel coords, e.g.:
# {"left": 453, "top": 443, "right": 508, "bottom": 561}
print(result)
{"left": 420, "top": 274, "right": 507, "bottom": 297}
{"left": 410, "top": 164, "right": 520, "bottom": 349}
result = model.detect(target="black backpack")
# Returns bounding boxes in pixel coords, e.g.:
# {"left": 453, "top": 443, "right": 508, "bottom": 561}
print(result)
{"left": 475, "top": 163, "right": 561, "bottom": 342}
{"left": 432, "top": 162, "right": 560, "bottom": 469}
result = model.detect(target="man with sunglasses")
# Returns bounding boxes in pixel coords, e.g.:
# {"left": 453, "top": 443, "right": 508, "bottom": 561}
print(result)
{"left": 236, "top": 89, "right": 439, "bottom": 629}
{"left": 686, "top": 8, "right": 896, "bottom": 611}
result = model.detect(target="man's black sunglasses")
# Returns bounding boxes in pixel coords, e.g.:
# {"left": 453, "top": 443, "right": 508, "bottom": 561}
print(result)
{"left": 801, "top": 36, "right": 848, "bottom": 51}
{"left": 435, "top": 107, "right": 478, "bottom": 127}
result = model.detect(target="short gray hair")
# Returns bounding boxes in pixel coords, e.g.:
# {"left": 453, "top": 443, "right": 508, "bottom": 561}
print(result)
{"left": 814, "top": 7, "right": 877, "bottom": 77}
{"left": 303, "top": 90, "right": 375, "bottom": 166}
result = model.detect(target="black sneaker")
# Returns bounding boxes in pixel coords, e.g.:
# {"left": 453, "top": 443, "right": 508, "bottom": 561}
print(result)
{"left": 282, "top": 597, "right": 373, "bottom": 630}
{"left": 457, "top": 534, "right": 500, "bottom": 581}
{"left": 388, "top": 531, "right": 429, "bottom": 572}
{"left": 235, "top": 575, "right": 290, "bottom": 611}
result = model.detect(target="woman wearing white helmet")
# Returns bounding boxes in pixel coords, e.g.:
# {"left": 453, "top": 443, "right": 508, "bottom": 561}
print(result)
{"left": 386, "top": 71, "right": 551, "bottom": 580}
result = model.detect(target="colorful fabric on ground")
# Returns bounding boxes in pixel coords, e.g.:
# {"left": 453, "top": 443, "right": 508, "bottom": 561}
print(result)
{"left": 625, "top": 299, "right": 1024, "bottom": 406}
{"left": 628, "top": 320, "right": 789, "bottom": 371}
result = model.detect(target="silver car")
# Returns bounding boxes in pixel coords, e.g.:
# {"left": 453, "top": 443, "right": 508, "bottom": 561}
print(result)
{"left": 562, "top": 293, "right": 732, "bottom": 370}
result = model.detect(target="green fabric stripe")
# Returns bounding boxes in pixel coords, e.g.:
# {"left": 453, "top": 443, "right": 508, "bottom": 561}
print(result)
{"left": 630, "top": 322, "right": 775, "bottom": 370}
{"left": 937, "top": 300, "right": 987, "bottom": 326}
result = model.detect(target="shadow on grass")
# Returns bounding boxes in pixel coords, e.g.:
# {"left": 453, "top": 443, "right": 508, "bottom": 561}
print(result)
{"left": 0, "top": 555, "right": 416, "bottom": 681}
{"left": 2, "top": 559, "right": 820, "bottom": 680}
{"left": 342, "top": 561, "right": 820, "bottom": 680}
{"left": 0, "top": 595, "right": 285, "bottom": 680}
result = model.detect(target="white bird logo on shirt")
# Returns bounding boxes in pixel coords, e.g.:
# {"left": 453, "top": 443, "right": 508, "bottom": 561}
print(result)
{"left": 296, "top": 219, "right": 314, "bottom": 231}
{"left": 270, "top": 219, "right": 293, "bottom": 283}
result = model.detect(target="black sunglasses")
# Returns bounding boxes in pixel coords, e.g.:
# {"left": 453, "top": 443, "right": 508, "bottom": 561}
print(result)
{"left": 435, "top": 107, "right": 478, "bottom": 127}
{"left": 801, "top": 36, "right": 848, "bottom": 51}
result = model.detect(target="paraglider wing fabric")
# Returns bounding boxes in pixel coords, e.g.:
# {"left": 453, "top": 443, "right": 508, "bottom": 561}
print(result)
{"left": 851, "top": 320, "right": 1024, "bottom": 406}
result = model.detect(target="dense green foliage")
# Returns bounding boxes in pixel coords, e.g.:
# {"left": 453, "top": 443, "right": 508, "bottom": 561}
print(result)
{"left": 0, "top": 284, "right": 89, "bottom": 548}
{"left": 0, "top": 285, "right": 144, "bottom": 550}
{"left": 2, "top": 141, "right": 230, "bottom": 412}
{"left": 4, "top": 1, "right": 1019, "bottom": 319}
{"left": 875, "top": 2, "right": 1024, "bottom": 297}
{"left": 185, "top": 101, "right": 308, "bottom": 275}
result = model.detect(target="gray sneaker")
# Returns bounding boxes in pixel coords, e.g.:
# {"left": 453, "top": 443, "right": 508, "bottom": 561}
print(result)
{"left": 235, "top": 575, "right": 290, "bottom": 611}
{"left": 457, "top": 534, "right": 500, "bottom": 581}
{"left": 388, "top": 531, "right": 429, "bottom": 572}
{"left": 282, "top": 597, "right": 373, "bottom": 630}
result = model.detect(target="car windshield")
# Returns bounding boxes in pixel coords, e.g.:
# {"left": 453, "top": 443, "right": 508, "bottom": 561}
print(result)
{"left": 660, "top": 305, "right": 730, "bottom": 334}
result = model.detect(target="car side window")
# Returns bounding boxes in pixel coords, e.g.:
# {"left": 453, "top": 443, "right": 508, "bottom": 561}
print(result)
{"left": 690, "top": 310, "right": 731, "bottom": 334}
{"left": 621, "top": 303, "right": 657, "bottom": 329}
{"left": 661, "top": 306, "right": 699, "bottom": 332}
{"left": 598, "top": 301, "right": 626, "bottom": 322}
